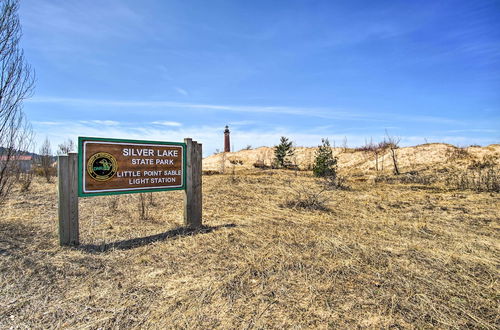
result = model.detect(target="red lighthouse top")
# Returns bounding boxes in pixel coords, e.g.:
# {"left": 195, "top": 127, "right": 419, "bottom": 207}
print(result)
{"left": 224, "top": 125, "right": 230, "bottom": 152}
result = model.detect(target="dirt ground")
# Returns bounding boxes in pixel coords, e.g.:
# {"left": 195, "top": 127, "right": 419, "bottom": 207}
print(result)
{"left": 1, "top": 170, "right": 499, "bottom": 328}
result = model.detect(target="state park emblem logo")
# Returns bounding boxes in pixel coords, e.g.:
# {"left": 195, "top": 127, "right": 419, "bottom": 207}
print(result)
{"left": 87, "top": 152, "right": 118, "bottom": 181}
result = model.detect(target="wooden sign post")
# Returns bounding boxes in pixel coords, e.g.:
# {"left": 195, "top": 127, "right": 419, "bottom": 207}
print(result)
{"left": 57, "top": 137, "right": 202, "bottom": 246}
{"left": 183, "top": 138, "right": 202, "bottom": 228}
{"left": 57, "top": 152, "right": 79, "bottom": 246}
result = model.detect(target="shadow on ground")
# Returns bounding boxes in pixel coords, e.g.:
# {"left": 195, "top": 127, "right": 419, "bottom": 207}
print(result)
{"left": 0, "top": 221, "right": 53, "bottom": 257}
{"left": 77, "top": 223, "right": 237, "bottom": 253}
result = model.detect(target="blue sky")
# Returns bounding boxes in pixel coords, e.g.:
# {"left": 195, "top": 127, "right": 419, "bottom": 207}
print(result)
{"left": 20, "top": 0, "right": 499, "bottom": 155}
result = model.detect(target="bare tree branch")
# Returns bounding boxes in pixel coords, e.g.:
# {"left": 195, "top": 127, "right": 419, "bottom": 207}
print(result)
{"left": 384, "top": 129, "right": 401, "bottom": 175}
{"left": 0, "top": 0, "right": 35, "bottom": 202}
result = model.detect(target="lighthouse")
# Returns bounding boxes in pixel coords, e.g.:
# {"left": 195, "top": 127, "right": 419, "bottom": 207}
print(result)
{"left": 224, "top": 125, "right": 230, "bottom": 152}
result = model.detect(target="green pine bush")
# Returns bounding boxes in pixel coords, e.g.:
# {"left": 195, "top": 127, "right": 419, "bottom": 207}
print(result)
{"left": 313, "top": 138, "right": 337, "bottom": 178}
{"left": 274, "top": 136, "right": 294, "bottom": 168}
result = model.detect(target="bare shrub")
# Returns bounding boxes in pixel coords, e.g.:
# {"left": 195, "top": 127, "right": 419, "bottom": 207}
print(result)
{"left": 375, "top": 171, "right": 435, "bottom": 185}
{"left": 148, "top": 192, "right": 156, "bottom": 206}
{"left": 57, "top": 139, "right": 75, "bottom": 155}
{"left": 220, "top": 152, "right": 226, "bottom": 174}
{"left": 398, "top": 171, "right": 436, "bottom": 185}
{"left": 39, "top": 137, "right": 52, "bottom": 183}
{"left": 0, "top": 0, "right": 35, "bottom": 202}
{"left": 446, "top": 147, "right": 470, "bottom": 161}
{"left": 18, "top": 169, "right": 33, "bottom": 192}
{"left": 353, "top": 140, "right": 374, "bottom": 153}
{"left": 287, "top": 161, "right": 300, "bottom": 174}
{"left": 253, "top": 160, "right": 268, "bottom": 169}
{"left": 253, "top": 153, "right": 270, "bottom": 169}
{"left": 0, "top": 123, "right": 33, "bottom": 201}
{"left": 227, "top": 161, "right": 240, "bottom": 184}
{"left": 341, "top": 136, "right": 348, "bottom": 151}
{"left": 110, "top": 196, "right": 120, "bottom": 211}
{"left": 281, "top": 185, "right": 329, "bottom": 211}
{"left": 355, "top": 138, "right": 393, "bottom": 172}
{"left": 374, "top": 174, "right": 393, "bottom": 184}
{"left": 322, "top": 173, "right": 349, "bottom": 190}
{"left": 384, "top": 130, "right": 401, "bottom": 175}
{"left": 203, "top": 170, "right": 221, "bottom": 175}
{"left": 136, "top": 192, "right": 157, "bottom": 219}
{"left": 445, "top": 165, "right": 500, "bottom": 193}
{"left": 468, "top": 155, "right": 496, "bottom": 170}
{"left": 138, "top": 193, "right": 150, "bottom": 220}
{"left": 33, "top": 164, "right": 56, "bottom": 178}
{"left": 229, "top": 159, "right": 243, "bottom": 165}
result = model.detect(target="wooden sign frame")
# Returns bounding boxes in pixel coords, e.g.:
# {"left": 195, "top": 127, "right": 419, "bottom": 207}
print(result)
{"left": 78, "top": 137, "right": 187, "bottom": 197}
{"left": 58, "top": 137, "right": 202, "bottom": 246}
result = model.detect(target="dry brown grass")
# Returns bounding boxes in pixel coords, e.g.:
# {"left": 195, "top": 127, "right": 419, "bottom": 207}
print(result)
{"left": 1, "top": 169, "right": 499, "bottom": 328}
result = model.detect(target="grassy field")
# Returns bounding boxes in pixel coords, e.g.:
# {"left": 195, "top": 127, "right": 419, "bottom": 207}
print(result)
{"left": 1, "top": 170, "right": 499, "bottom": 328}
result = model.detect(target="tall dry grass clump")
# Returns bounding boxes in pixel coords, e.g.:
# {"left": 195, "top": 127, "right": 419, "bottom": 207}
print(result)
{"left": 280, "top": 183, "right": 330, "bottom": 211}
{"left": 445, "top": 156, "right": 500, "bottom": 192}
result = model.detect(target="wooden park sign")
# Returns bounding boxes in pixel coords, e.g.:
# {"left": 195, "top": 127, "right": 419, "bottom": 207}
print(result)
{"left": 79, "top": 137, "right": 186, "bottom": 196}
{"left": 57, "top": 137, "right": 202, "bottom": 246}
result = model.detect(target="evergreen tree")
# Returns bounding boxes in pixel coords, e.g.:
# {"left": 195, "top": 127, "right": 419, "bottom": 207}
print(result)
{"left": 274, "top": 136, "right": 294, "bottom": 168}
{"left": 313, "top": 138, "right": 337, "bottom": 178}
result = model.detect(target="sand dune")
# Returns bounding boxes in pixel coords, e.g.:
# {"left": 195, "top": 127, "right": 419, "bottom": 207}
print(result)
{"left": 204, "top": 143, "right": 500, "bottom": 173}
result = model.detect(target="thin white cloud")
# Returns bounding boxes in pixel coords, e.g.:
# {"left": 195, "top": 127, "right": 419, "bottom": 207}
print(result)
{"left": 79, "top": 120, "right": 120, "bottom": 126}
{"left": 93, "top": 120, "right": 119, "bottom": 126}
{"left": 174, "top": 87, "right": 189, "bottom": 96}
{"left": 228, "top": 120, "right": 257, "bottom": 126}
{"left": 391, "top": 114, "right": 460, "bottom": 125}
{"left": 27, "top": 96, "right": 462, "bottom": 125}
{"left": 152, "top": 121, "right": 182, "bottom": 127}
{"left": 28, "top": 96, "right": 334, "bottom": 116}
{"left": 33, "top": 121, "right": 61, "bottom": 125}
{"left": 446, "top": 129, "right": 497, "bottom": 134}
{"left": 22, "top": 0, "right": 145, "bottom": 43}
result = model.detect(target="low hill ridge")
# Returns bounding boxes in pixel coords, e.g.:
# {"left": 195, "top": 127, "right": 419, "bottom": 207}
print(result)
{"left": 203, "top": 143, "right": 500, "bottom": 172}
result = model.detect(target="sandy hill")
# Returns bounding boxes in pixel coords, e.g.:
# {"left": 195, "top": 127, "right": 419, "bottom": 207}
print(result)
{"left": 203, "top": 143, "right": 500, "bottom": 173}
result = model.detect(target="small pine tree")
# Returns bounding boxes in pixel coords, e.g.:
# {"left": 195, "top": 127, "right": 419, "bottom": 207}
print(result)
{"left": 313, "top": 138, "right": 337, "bottom": 178}
{"left": 274, "top": 136, "right": 294, "bottom": 168}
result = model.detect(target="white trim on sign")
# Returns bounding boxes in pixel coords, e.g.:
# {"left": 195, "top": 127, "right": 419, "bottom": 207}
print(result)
{"left": 83, "top": 141, "right": 184, "bottom": 193}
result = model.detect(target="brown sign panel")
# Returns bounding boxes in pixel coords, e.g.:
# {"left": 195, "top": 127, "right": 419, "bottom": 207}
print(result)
{"left": 78, "top": 137, "right": 185, "bottom": 196}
